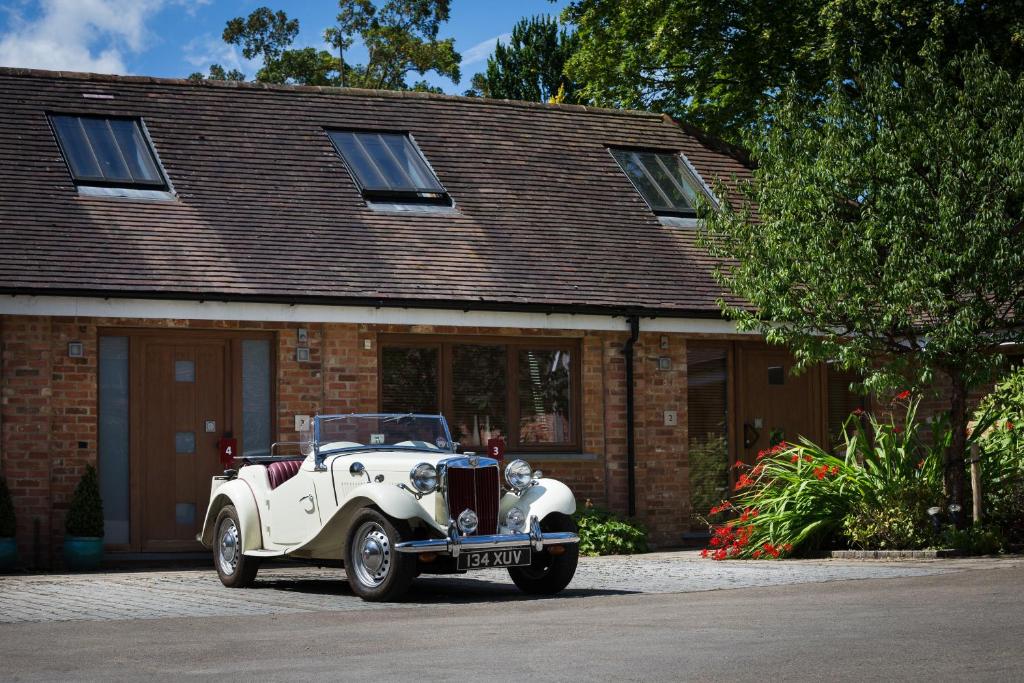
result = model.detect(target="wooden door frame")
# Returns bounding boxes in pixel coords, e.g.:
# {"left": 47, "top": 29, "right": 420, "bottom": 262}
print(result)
{"left": 98, "top": 327, "right": 277, "bottom": 553}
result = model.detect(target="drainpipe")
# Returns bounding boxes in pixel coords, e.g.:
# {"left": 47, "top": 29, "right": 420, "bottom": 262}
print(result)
{"left": 623, "top": 316, "right": 640, "bottom": 517}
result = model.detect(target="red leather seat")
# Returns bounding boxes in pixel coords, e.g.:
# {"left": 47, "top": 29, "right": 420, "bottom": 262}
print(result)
{"left": 267, "top": 460, "right": 303, "bottom": 490}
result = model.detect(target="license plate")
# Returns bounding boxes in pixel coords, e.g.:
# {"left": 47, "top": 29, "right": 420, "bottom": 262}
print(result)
{"left": 457, "top": 548, "right": 531, "bottom": 570}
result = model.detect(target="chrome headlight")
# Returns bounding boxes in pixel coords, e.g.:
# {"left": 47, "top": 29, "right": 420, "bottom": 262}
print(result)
{"left": 410, "top": 463, "right": 438, "bottom": 494}
{"left": 505, "top": 506, "right": 527, "bottom": 532}
{"left": 504, "top": 459, "right": 533, "bottom": 493}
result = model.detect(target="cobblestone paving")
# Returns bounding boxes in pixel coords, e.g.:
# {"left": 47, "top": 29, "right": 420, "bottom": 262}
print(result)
{"left": 2, "top": 553, "right": 1018, "bottom": 624}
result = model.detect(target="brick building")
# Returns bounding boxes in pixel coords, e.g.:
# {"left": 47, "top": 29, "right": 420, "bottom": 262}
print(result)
{"left": 0, "top": 68, "right": 862, "bottom": 566}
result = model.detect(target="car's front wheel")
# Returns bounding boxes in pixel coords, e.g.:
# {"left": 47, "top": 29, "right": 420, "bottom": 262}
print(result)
{"left": 345, "top": 509, "right": 416, "bottom": 602}
{"left": 508, "top": 513, "right": 579, "bottom": 595}
{"left": 214, "top": 505, "right": 260, "bottom": 588}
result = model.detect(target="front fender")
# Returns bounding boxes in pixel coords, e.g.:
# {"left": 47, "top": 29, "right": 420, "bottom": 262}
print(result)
{"left": 294, "top": 483, "right": 444, "bottom": 558}
{"left": 500, "top": 478, "right": 576, "bottom": 525}
{"left": 198, "top": 479, "right": 263, "bottom": 551}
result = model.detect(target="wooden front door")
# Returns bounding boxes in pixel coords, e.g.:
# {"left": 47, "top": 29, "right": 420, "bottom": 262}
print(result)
{"left": 134, "top": 337, "right": 232, "bottom": 551}
{"left": 735, "top": 345, "right": 825, "bottom": 464}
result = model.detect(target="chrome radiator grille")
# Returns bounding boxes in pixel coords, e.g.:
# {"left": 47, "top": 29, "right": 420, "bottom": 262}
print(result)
{"left": 445, "top": 464, "right": 500, "bottom": 535}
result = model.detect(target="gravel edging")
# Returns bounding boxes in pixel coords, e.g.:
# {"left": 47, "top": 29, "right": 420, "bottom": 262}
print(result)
{"left": 831, "top": 549, "right": 965, "bottom": 560}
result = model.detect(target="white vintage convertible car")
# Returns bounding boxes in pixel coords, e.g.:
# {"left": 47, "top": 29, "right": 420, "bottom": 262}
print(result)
{"left": 199, "top": 413, "right": 580, "bottom": 601}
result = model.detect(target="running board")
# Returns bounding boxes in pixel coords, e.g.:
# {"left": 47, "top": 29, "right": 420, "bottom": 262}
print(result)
{"left": 244, "top": 549, "right": 289, "bottom": 557}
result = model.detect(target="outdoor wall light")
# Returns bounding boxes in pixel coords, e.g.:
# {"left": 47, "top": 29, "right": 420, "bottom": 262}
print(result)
{"left": 67, "top": 341, "right": 84, "bottom": 358}
{"left": 296, "top": 347, "right": 311, "bottom": 362}
{"left": 927, "top": 506, "right": 942, "bottom": 533}
{"left": 297, "top": 328, "right": 309, "bottom": 344}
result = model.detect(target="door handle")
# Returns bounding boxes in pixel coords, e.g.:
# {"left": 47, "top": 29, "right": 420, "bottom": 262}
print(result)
{"left": 299, "top": 494, "right": 315, "bottom": 514}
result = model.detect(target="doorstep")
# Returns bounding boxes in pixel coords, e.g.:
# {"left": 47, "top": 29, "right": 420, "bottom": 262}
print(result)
{"left": 831, "top": 549, "right": 966, "bottom": 560}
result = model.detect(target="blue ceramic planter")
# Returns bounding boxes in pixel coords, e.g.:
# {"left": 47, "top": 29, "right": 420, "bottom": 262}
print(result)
{"left": 0, "top": 537, "right": 16, "bottom": 571}
{"left": 63, "top": 536, "right": 103, "bottom": 571}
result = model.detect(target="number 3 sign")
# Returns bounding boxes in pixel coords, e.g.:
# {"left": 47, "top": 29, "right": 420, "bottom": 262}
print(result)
{"left": 487, "top": 437, "right": 505, "bottom": 461}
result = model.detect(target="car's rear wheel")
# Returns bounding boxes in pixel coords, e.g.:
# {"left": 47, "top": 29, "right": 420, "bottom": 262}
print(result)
{"left": 508, "top": 513, "right": 579, "bottom": 595}
{"left": 214, "top": 505, "right": 260, "bottom": 588}
{"left": 345, "top": 509, "right": 416, "bottom": 602}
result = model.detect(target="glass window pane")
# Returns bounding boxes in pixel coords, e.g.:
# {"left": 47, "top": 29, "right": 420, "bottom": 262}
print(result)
{"left": 175, "top": 431, "right": 196, "bottom": 454}
{"left": 242, "top": 339, "right": 272, "bottom": 458}
{"left": 175, "top": 503, "right": 196, "bottom": 526}
{"left": 687, "top": 345, "right": 729, "bottom": 525}
{"left": 52, "top": 116, "right": 102, "bottom": 179}
{"left": 80, "top": 118, "right": 132, "bottom": 182}
{"left": 330, "top": 131, "right": 388, "bottom": 189}
{"left": 99, "top": 336, "right": 130, "bottom": 545}
{"left": 517, "top": 349, "right": 572, "bottom": 445}
{"left": 382, "top": 134, "right": 443, "bottom": 191}
{"left": 611, "top": 148, "right": 702, "bottom": 215}
{"left": 450, "top": 345, "right": 507, "bottom": 449}
{"left": 108, "top": 119, "right": 161, "bottom": 183}
{"left": 639, "top": 153, "right": 693, "bottom": 210}
{"left": 51, "top": 115, "right": 165, "bottom": 187}
{"left": 174, "top": 360, "right": 195, "bottom": 382}
{"left": 381, "top": 346, "right": 440, "bottom": 414}
{"left": 329, "top": 130, "right": 446, "bottom": 195}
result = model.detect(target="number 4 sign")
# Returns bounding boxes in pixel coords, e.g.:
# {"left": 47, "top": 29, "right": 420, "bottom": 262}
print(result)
{"left": 218, "top": 437, "right": 238, "bottom": 468}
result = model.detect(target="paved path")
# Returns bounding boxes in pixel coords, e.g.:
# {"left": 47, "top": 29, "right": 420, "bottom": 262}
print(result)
{"left": 1, "top": 551, "right": 1017, "bottom": 623}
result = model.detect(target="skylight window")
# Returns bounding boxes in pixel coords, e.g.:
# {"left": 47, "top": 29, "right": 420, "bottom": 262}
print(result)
{"left": 609, "top": 148, "right": 706, "bottom": 217}
{"left": 49, "top": 115, "right": 167, "bottom": 189}
{"left": 328, "top": 130, "right": 449, "bottom": 205}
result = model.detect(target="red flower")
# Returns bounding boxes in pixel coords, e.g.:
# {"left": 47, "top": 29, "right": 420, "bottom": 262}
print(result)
{"left": 790, "top": 454, "right": 800, "bottom": 463}
{"left": 756, "top": 449, "right": 769, "bottom": 460}
{"left": 814, "top": 464, "right": 829, "bottom": 480}
{"left": 830, "top": 465, "right": 839, "bottom": 476}
{"left": 712, "top": 548, "right": 727, "bottom": 561}
{"left": 700, "top": 548, "right": 709, "bottom": 558}
{"left": 894, "top": 390, "right": 911, "bottom": 401}
{"left": 709, "top": 500, "right": 732, "bottom": 515}
{"left": 732, "top": 460, "right": 748, "bottom": 470}
{"left": 916, "top": 459, "right": 925, "bottom": 469}
{"left": 710, "top": 537, "right": 722, "bottom": 548}
{"left": 1007, "top": 421, "right": 1015, "bottom": 431}
{"left": 783, "top": 543, "right": 793, "bottom": 552}
{"left": 893, "top": 426, "right": 903, "bottom": 434}
{"left": 852, "top": 407, "right": 865, "bottom": 416}
{"left": 735, "top": 473, "right": 754, "bottom": 490}
{"left": 804, "top": 454, "right": 814, "bottom": 463}
{"left": 752, "top": 549, "right": 762, "bottom": 559}
{"left": 751, "top": 463, "right": 764, "bottom": 477}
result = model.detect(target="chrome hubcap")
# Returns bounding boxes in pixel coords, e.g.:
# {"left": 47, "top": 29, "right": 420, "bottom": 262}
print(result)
{"left": 218, "top": 519, "right": 239, "bottom": 576}
{"left": 352, "top": 522, "right": 391, "bottom": 587}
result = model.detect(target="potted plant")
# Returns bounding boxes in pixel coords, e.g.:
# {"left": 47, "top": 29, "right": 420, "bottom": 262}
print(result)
{"left": 0, "top": 476, "right": 16, "bottom": 571}
{"left": 63, "top": 465, "right": 104, "bottom": 571}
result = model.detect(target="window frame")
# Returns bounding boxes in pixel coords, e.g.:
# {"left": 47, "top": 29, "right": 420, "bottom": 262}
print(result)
{"left": 326, "top": 128, "right": 452, "bottom": 206}
{"left": 47, "top": 113, "right": 170, "bottom": 191}
{"left": 378, "top": 334, "right": 583, "bottom": 454}
{"left": 608, "top": 146, "right": 712, "bottom": 219}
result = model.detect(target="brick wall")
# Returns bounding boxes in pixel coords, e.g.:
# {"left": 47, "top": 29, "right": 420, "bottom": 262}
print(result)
{"left": 1, "top": 314, "right": 704, "bottom": 566}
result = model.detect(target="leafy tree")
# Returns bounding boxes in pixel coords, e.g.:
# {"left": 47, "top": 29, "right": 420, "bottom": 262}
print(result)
{"left": 562, "top": 0, "right": 1024, "bottom": 144}
{"left": 468, "top": 15, "right": 579, "bottom": 103}
{"left": 699, "top": 50, "right": 1024, "bottom": 516}
{"left": 193, "top": 1, "right": 460, "bottom": 90}
{"left": 187, "top": 64, "right": 246, "bottom": 82}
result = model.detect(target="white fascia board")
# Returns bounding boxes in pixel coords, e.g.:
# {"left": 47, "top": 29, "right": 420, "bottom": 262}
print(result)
{"left": 0, "top": 295, "right": 759, "bottom": 335}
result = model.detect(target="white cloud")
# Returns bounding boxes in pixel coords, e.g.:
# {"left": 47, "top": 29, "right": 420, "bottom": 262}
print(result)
{"left": 461, "top": 32, "right": 511, "bottom": 67}
{"left": 0, "top": 0, "right": 208, "bottom": 74}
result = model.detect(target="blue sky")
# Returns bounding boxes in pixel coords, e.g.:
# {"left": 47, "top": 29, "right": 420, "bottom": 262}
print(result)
{"left": 0, "top": 0, "right": 569, "bottom": 93}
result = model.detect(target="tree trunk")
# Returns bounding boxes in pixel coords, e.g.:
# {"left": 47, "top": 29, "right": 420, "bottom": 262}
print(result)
{"left": 946, "top": 372, "right": 968, "bottom": 528}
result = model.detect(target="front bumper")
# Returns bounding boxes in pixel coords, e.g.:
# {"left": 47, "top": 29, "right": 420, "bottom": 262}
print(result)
{"left": 394, "top": 516, "right": 579, "bottom": 558}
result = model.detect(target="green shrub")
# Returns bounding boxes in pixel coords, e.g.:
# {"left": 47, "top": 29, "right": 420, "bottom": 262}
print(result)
{"left": 941, "top": 525, "right": 1005, "bottom": 555}
{"left": 702, "top": 396, "right": 947, "bottom": 559}
{"left": 0, "top": 477, "right": 15, "bottom": 538}
{"left": 973, "top": 366, "right": 1024, "bottom": 545}
{"left": 65, "top": 465, "right": 104, "bottom": 538}
{"left": 574, "top": 504, "right": 648, "bottom": 556}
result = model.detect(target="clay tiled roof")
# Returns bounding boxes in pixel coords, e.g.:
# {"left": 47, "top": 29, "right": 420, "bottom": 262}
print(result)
{"left": 0, "top": 68, "right": 753, "bottom": 317}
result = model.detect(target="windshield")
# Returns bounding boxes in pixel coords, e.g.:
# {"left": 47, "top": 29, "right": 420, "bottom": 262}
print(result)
{"left": 312, "top": 414, "right": 454, "bottom": 456}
